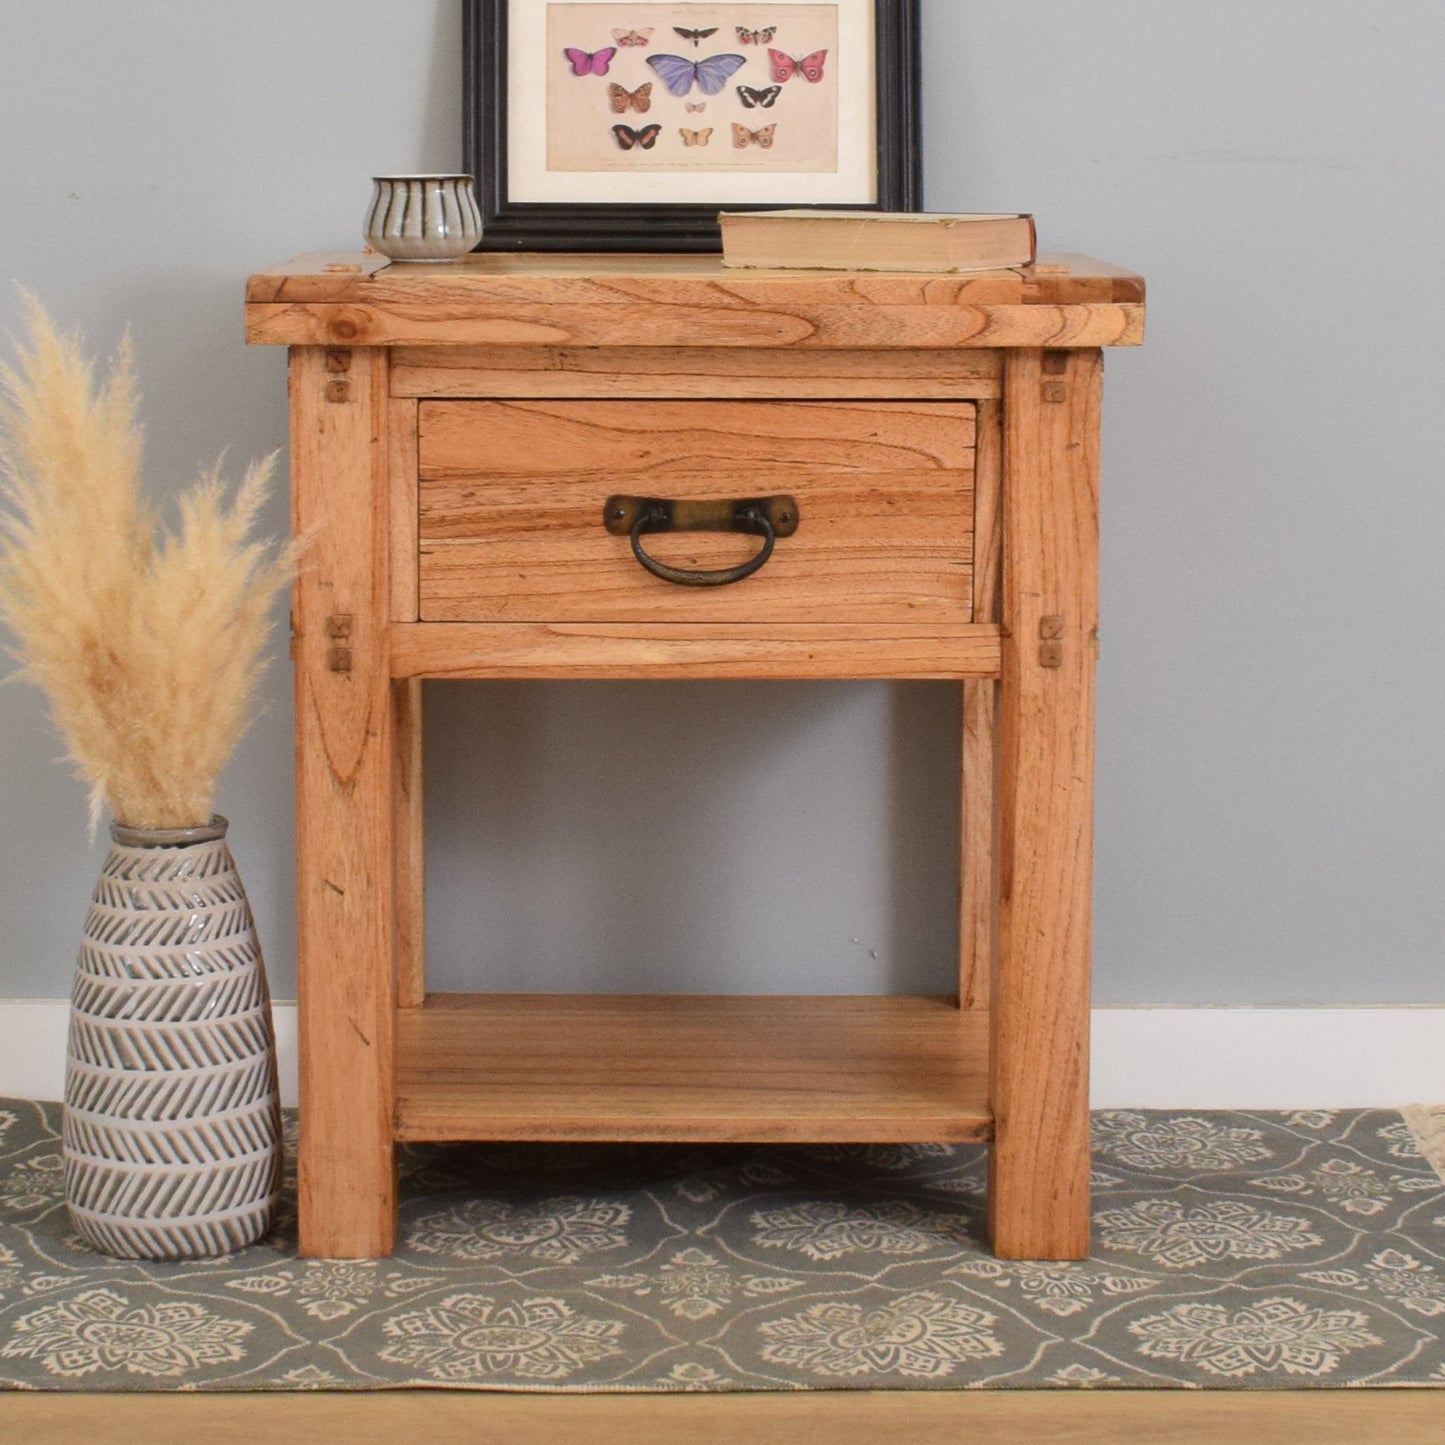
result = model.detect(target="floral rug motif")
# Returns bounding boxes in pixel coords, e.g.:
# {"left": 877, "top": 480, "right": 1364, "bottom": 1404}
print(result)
{"left": 0, "top": 1102, "right": 1442, "bottom": 1392}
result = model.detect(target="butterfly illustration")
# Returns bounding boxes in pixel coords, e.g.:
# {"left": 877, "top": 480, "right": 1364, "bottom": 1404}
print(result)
{"left": 736, "top": 25, "right": 777, "bottom": 44}
{"left": 680, "top": 127, "right": 714, "bottom": 147}
{"left": 563, "top": 46, "right": 617, "bottom": 76}
{"left": 768, "top": 48, "right": 827, "bottom": 83}
{"left": 646, "top": 52, "right": 746, "bottom": 96}
{"left": 736, "top": 84, "right": 781, "bottom": 109}
{"left": 609, "top": 82, "right": 653, "bottom": 113}
{"left": 612, "top": 27, "right": 652, "bottom": 45}
{"left": 685, "top": 102, "right": 707, "bottom": 112}
{"left": 673, "top": 26, "right": 718, "bottom": 47}
{"left": 612, "top": 123, "right": 662, "bottom": 150}
{"left": 731, "top": 122, "right": 776, "bottom": 149}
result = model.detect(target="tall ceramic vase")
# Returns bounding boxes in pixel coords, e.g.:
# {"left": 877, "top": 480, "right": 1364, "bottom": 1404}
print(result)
{"left": 62, "top": 816, "right": 282, "bottom": 1258}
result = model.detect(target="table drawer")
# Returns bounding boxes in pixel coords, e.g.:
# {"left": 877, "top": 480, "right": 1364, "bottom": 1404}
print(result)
{"left": 417, "top": 400, "right": 975, "bottom": 624}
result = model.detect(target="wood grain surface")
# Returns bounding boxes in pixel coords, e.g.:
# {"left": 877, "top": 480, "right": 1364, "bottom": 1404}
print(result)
{"left": 289, "top": 346, "right": 398, "bottom": 1258}
{"left": 960, "top": 399, "right": 1003, "bottom": 1011}
{"left": 249, "top": 299, "right": 1143, "bottom": 351}
{"left": 988, "top": 349, "right": 1102, "bottom": 1260}
{"left": 249, "top": 250, "right": 1145, "bottom": 304}
{"left": 387, "top": 396, "right": 419, "bottom": 623}
{"left": 389, "top": 346, "right": 1005, "bottom": 400}
{"left": 7, "top": 1388, "right": 1438, "bottom": 1445}
{"left": 388, "top": 622, "right": 1002, "bottom": 680}
{"left": 417, "top": 400, "right": 975, "bottom": 625}
{"left": 395, "top": 995, "right": 991, "bottom": 1144}
{"left": 255, "top": 252, "right": 1141, "bottom": 1264}
{"left": 246, "top": 254, "right": 1143, "bottom": 351}
{"left": 391, "top": 678, "right": 425, "bottom": 1011}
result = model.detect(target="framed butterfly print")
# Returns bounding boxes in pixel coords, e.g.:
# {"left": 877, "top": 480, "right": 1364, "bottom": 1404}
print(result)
{"left": 465, "top": 0, "right": 920, "bottom": 250}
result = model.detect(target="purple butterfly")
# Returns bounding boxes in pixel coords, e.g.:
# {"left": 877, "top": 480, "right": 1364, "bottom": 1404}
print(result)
{"left": 645, "top": 52, "right": 746, "bottom": 97}
{"left": 563, "top": 46, "right": 617, "bottom": 76}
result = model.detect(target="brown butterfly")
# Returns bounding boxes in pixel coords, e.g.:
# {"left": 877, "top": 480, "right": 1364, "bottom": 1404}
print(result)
{"left": 612, "top": 27, "right": 653, "bottom": 45}
{"left": 685, "top": 102, "right": 707, "bottom": 113}
{"left": 736, "top": 25, "right": 777, "bottom": 44}
{"left": 609, "top": 82, "right": 652, "bottom": 113}
{"left": 680, "top": 127, "right": 713, "bottom": 147}
{"left": 612, "top": 123, "right": 662, "bottom": 150}
{"left": 731, "top": 122, "right": 776, "bottom": 149}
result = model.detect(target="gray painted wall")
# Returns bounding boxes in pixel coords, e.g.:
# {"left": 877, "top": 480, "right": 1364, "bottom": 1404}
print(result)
{"left": 0, "top": 1, "right": 1440, "bottom": 1005}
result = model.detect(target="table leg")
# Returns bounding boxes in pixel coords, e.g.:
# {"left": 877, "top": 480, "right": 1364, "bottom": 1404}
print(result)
{"left": 988, "top": 348, "right": 1100, "bottom": 1260}
{"left": 960, "top": 678, "right": 996, "bottom": 1012}
{"left": 960, "top": 399, "right": 1003, "bottom": 1012}
{"left": 393, "top": 678, "right": 426, "bottom": 1010}
{"left": 291, "top": 346, "right": 398, "bottom": 1257}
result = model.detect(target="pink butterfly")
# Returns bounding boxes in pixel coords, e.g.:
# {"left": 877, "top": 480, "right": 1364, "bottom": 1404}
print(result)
{"left": 563, "top": 46, "right": 617, "bottom": 76}
{"left": 732, "top": 122, "right": 776, "bottom": 149}
{"left": 612, "top": 28, "right": 652, "bottom": 46}
{"left": 768, "top": 48, "right": 827, "bottom": 83}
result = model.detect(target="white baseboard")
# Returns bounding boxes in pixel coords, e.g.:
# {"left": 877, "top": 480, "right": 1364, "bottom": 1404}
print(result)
{"left": 1088, "top": 1007, "right": 1445, "bottom": 1109}
{"left": 1, "top": 1002, "right": 1441, "bottom": 1111}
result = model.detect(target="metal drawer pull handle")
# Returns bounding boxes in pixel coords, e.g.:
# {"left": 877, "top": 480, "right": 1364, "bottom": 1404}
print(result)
{"left": 603, "top": 494, "right": 800, "bottom": 587}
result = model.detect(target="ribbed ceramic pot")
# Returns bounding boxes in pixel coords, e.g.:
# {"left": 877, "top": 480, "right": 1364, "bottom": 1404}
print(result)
{"left": 62, "top": 816, "right": 282, "bottom": 1259}
{"left": 364, "top": 174, "right": 482, "bottom": 261}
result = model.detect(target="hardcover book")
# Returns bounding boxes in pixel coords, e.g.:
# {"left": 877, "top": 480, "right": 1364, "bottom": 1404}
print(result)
{"left": 719, "top": 209, "right": 1037, "bottom": 273}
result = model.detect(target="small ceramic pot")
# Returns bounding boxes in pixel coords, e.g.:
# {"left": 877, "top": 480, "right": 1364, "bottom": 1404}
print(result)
{"left": 364, "top": 174, "right": 482, "bottom": 261}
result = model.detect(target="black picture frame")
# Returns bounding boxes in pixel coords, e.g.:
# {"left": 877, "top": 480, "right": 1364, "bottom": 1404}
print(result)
{"left": 464, "top": 0, "right": 921, "bottom": 252}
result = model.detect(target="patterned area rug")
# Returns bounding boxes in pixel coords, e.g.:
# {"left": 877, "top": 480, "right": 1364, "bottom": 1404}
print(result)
{"left": 0, "top": 1102, "right": 1442, "bottom": 1392}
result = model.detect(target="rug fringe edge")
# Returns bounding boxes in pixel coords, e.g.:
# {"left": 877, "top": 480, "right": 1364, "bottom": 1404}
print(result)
{"left": 1400, "top": 1103, "right": 1445, "bottom": 1183}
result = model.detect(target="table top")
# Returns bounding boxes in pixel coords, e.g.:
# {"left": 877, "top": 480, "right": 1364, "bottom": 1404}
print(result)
{"left": 245, "top": 252, "right": 1144, "bottom": 350}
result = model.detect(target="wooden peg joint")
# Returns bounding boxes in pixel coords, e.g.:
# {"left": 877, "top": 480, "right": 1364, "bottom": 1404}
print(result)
{"left": 325, "top": 349, "right": 353, "bottom": 373}
{"left": 1042, "top": 351, "right": 1069, "bottom": 403}
{"left": 325, "top": 614, "right": 354, "bottom": 673}
{"left": 1038, "top": 614, "right": 1065, "bottom": 668}
{"left": 325, "top": 379, "right": 352, "bottom": 404}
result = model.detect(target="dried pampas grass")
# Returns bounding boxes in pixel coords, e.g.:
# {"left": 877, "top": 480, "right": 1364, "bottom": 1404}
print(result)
{"left": 0, "top": 296, "right": 299, "bottom": 833}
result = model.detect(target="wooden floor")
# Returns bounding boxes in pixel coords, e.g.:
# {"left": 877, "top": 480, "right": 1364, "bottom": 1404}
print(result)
{"left": 2, "top": 1389, "right": 1441, "bottom": 1444}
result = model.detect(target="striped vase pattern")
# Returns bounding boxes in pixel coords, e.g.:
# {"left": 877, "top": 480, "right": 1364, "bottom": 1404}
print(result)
{"left": 63, "top": 816, "right": 282, "bottom": 1259}
{"left": 363, "top": 174, "right": 482, "bottom": 261}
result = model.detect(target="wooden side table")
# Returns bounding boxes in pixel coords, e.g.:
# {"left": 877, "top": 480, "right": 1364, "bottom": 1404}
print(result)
{"left": 246, "top": 252, "right": 1144, "bottom": 1261}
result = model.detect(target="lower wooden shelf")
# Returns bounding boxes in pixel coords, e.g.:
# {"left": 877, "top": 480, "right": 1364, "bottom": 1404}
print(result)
{"left": 394, "top": 993, "right": 992, "bottom": 1145}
